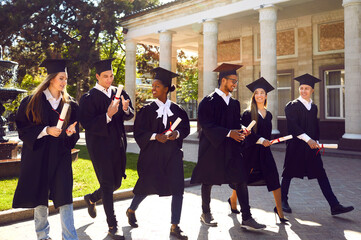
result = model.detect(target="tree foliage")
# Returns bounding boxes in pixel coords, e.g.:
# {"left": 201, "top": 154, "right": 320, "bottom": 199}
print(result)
{"left": 0, "top": 0, "right": 159, "bottom": 100}
{"left": 176, "top": 50, "right": 198, "bottom": 102}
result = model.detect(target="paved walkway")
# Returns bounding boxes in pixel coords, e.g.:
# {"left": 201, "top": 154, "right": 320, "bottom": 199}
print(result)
{"left": 1, "top": 126, "right": 361, "bottom": 239}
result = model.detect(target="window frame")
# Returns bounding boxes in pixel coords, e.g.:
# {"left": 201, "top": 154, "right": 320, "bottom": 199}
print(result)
{"left": 319, "top": 65, "right": 345, "bottom": 121}
{"left": 277, "top": 69, "right": 294, "bottom": 119}
{"left": 324, "top": 69, "right": 345, "bottom": 120}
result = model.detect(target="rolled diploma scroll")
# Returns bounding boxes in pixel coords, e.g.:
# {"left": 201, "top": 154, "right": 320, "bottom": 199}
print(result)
{"left": 113, "top": 84, "right": 123, "bottom": 106}
{"left": 319, "top": 144, "right": 338, "bottom": 149}
{"left": 245, "top": 120, "right": 256, "bottom": 132}
{"left": 165, "top": 117, "right": 182, "bottom": 136}
{"left": 270, "top": 135, "right": 293, "bottom": 145}
{"left": 56, "top": 103, "right": 70, "bottom": 129}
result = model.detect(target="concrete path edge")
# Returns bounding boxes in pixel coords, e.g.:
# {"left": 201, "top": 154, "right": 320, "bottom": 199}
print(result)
{"left": 0, "top": 178, "right": 198, "bottom": 226}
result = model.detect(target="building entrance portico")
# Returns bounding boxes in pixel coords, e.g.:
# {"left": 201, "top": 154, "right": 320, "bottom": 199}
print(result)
{"left": 121, "top": 0, "right": 361, "bottom": 151}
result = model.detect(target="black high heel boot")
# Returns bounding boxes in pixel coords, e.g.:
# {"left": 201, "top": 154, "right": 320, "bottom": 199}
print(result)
{"left": 227, "top": 198, "right": 240, "bottom": 214}
{"left": 274, "top": 207, "right": 289, "bottom": 223}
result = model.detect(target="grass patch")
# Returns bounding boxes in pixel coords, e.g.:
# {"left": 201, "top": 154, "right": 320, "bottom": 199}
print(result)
{"left": 0, "top": 145, "right": 195, "bottom": 211}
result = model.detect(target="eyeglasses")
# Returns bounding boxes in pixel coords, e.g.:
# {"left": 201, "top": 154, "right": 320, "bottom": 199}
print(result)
{"left": 226, "top": 77, "right": 238, "bottom": 84}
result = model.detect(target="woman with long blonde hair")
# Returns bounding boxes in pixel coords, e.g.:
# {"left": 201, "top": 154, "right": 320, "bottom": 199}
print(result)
{"left": 228, "top": 77, "right": 288, "bottom": 223}
{"left": 12, "top": 59, "right": 79, "bottom": 240}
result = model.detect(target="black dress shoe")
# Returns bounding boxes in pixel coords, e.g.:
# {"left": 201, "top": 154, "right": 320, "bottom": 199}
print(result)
{"left": 227, "top": 198, "right": 240, "bottom": 214}
{"left": 84, "top": 194, "right": 97, "bottom": 218}
{"left": 282, "top": 200, "right": 292, "bottom": 213}
{"left": 170, "top": 226, "right": 188, "bottom": 240}
{"left": 331, "top": 204, "right": 354, "bottom": 215}
{"left": 126, "top": 208, "right": 138, "bottom": 228}
{"left": 108, "top": 226, "right": 125, "bottom": 240}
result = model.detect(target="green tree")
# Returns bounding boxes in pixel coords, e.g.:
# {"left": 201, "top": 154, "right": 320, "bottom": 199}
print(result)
{"left": 176, "top": 51, "right": 198, "bottom": 102}
{"left": 0, "top": 0, "right": 159, "bottom": 100}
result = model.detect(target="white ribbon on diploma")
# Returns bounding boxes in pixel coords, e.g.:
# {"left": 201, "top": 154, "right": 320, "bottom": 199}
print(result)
{"left": 165, "top": 117, "right": 182, "bottom": 136}
{"left": 56, "top": 103, "right": 69, "bottom": 129}
{"left": 270, "top": 135, "right": 293, "bottom": 145}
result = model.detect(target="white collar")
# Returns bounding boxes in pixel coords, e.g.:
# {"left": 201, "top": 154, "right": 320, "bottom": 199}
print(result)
{"left": 94, "top": 83, "right": 112, "bottom": 98}
{"left": 298, "top": 96, "right": 313, "bottom": 110}
{"left": 215, "top": 88, "right": 232, "bottom": 105}
{"left": 258, "top": 109, "right": 266, "bottom": 119}
{"left": 43, "top": 88, "right": 62, "bottom": 101}
{"left": 215, "top": 88, "right": 232, "bottom": 98}
{"left": 155, "top": 99, "right": 173, "bottom": 128}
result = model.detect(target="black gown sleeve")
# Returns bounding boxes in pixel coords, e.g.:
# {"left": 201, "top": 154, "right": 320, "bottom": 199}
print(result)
{"left": 242, "top": 110, "right": 262, "bottom": 145}
{"left": 314, "top": 105, "right": 320, "bottom": 141}
{"left": 285, "top": 101, "right": 306, "bottom": 137}
{"left": 198, "top": 98, "right": 229, "bottom": 148}
{"left": 64, "top": 100, "right": 80, "bottom": 149}
{"left": 175, "top": 106, "right": 190, "bottom": 142}
{"left": 134, "top": 106, "right": 154, "bottom": 150}
{"left": 120, "top": 91, "right": 134, "bottom": 121}
{"left": 79, "top": 93, "right": 108, "bottom": 137}
{"left": 15, "top": 96, "right": 46, "bottom": 150}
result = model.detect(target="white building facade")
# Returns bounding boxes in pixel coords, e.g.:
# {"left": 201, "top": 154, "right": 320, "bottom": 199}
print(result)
{"left": 121, "top": 0, "right": 361, "bottom": 151}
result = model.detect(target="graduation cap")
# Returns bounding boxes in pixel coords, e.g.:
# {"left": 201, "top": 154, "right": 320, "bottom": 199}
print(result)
{"left": 294, "top": 73, "right": 321, "bottom": 88}
{"left": 213, "top": 63, "right": 243, "bottom": 85}
{"left": 246, "top": 77, "right": 274, "bottom": 93}
{"left": 92, "top": 58, "right": 115, "bottom": 75}
{"left": 151, "top": 67, "right": 179, "bottom": 92}
{"left": 39, "top": 59, "right": 69, "bottom": 74}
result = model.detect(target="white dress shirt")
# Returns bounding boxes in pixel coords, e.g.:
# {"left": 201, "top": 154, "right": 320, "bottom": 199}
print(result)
{"left": 256, "top": 110, "right": 266, "bottom": 145}
{"left": 296, "top": 96, "right": 313, "bottom": 143}
{"left": 150, "top": 99, "right": 179, "bottom": 140}
{"left": 215, "top": 88, "right": 233, "bottom": 137}
{"left": 37, "top": 88, "right": 63, "bottom": 139}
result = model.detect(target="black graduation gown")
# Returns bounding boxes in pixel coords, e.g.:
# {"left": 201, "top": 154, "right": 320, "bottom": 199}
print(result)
{"left": 282, "top": 100, "right": 327, "bottom": 179}
{"left": 13, "top": 94, "right": 79, "bottom": 209}
{"left": 79, "top": 88, "right": 134, "bottom": 189}
{"left": 191, "top": 92, "right": 246, "bottom": 185}
{"left": 133, "top": 101, "right": 190, "bottom": 196}
{"left": 242, "top": 110, "right": 280, "bottom": 191}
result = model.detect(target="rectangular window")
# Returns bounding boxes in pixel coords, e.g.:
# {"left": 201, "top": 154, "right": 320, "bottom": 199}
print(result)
{"left": 277, "top": 72, "right": 293, "bottom": 117}
{"left": 324, "top": 69, "right": 345, "bottom": 119}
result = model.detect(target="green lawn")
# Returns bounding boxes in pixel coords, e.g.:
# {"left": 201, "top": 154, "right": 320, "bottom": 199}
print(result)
{"left": 0, "top": 145, "right": 196, "bottom": 211}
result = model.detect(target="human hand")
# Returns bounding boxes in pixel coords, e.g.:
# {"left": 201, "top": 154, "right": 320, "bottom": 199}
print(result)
{"left": 121, "top": 95, "right": 130, "bottom": 111}
{"left": 262, "top": 139, "right": 271, "bottom": 147}
{"left": 66, "top": 121, "right": 77, "bottom": 136}
{"left": 242, "top": 128, "right": 251, "bottom": 137}
{"left": 47, "top": 126, "right": 62, "bottom": 137}
{"left": 307, "top": 139, "right": 319, "bottom": 149}
{"left": 167, "top": 131, "right": 178, "bottom": 141}
{"left": 230, "top": 130, "right": 245, "bottom": 142}
{"left": 156, "top": 133, "right": 168, "bottom": 143}
{"left": 107, "top": 100, "right": 119, "bottom": 118}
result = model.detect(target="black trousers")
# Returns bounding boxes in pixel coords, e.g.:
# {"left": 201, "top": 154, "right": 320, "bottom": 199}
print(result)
{"left": 201, "top": 183, "right": 252, "bottom": 221}
{"left": 90, "top": 184, "right": 119, "bottom": 227}
{"left": 281, "top": 175, "right": 339, "bottom": 207}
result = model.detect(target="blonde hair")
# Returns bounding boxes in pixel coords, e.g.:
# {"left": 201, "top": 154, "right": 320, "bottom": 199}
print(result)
{"left": 26, "top": 72, "right": 71, "bottom": 127}
{"left": 246, "top": 91, "right": 268, "bottom": 133}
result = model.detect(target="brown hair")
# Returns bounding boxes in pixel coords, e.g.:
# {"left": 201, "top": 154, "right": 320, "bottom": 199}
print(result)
{"left": 246, "top": 91, "right": 268, "bottom": 133}
{"left": 26, "top": 72, "right": 71, "bottom": 128}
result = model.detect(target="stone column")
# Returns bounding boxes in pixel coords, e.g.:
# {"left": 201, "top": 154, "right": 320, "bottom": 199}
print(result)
{"left": 203, "top": 19, "right": 218, "bottom": 97}
{"left": 198, "top": 34, "right": 204, "bottom": 103}
{"left": 257, "top": 5, "right": 279, "bottom": 135}
{"left": 125, "top": 39, "right": 137, "bottom": 119}
{"left": 159, "top": 30, "right": 174, "bottom": 70}
{"left": 170, "top": 47, "right": 177, "bottom": 102}
{"left": 339, "top": 0, "right": 361, "bottom": 150}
